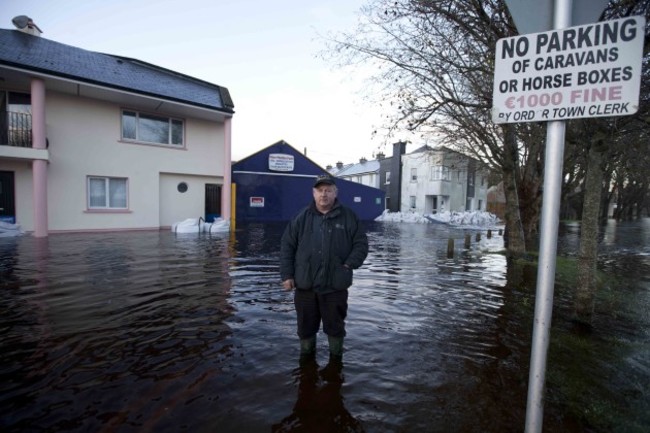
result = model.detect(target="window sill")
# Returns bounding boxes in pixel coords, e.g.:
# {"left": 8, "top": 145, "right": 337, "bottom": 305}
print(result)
{"left": 85, "top": 209, "right": 132, "bottom": 214}
{"left": 119, "top": 139, "right": 186, "bottom": 150}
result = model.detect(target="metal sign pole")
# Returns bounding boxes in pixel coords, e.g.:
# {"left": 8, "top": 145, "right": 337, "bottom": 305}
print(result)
{"left": 524, "top": 121, "right": 566, "bottom": 432}
{"left": 524, "top": 2, "right": 571, "bottom": 432}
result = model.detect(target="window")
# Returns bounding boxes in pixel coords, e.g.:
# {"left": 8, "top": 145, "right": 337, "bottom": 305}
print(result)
{"left": 430, "top": 166, "right": 450, "bottom": 181}
{"left": 409, "top": 196, "right": 416, "bottom": 209}
{"left": 88, "top": 177, "right": 128, "bottom": 209}
{"left": 385, "top": 171, "right": 391, "bottom": 184}
{"left": 121, "top": 110, "right": 184, "bottom": 146}
{"left": 411, "top": 168, "right": 417, "bottom": 181}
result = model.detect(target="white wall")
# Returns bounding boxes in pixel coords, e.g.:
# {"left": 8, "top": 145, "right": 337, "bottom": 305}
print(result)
{"left": 340, "top": 171, "right": 379, "bottom": 188}
{"left": 44, "top": 91, "right": 226, "bottom": 231}
{"left": 159, "top": 173, "right": 221, "bottom": 227}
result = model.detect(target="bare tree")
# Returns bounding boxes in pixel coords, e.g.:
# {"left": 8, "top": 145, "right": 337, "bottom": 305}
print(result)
{"left": 322, "top": 0, "right": 549, "bottom": 254}
{"left": 569, "top": 0, "right": 650, "bottom": 326}
{"left": 323, "top": 0, "right": 649, "bottom": 269}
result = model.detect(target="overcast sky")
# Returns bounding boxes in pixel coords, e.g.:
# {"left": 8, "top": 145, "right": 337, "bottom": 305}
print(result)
{"left": 2, "top": 0, "right": 411, "bottom": 168}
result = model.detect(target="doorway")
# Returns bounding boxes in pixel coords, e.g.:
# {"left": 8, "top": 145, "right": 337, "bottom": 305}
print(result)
{"left": 0, "top": 171, "right": 16, "bottom": 223}
{"left": 205, "top": 183, "right": 222, "bottom": 222}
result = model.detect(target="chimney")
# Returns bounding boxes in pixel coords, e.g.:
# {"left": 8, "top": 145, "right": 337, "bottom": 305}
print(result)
{"left": 389, "top": 141, "right": 407, "bottom": 212}
{"left": 376, "top": 152, "right": 385, "bottom": 160}
{"left": 12, "top": 16, "right": 42, "bottom": 36}
{"left": 326, "top": 164, "right": 333, "bottom": 170}
{"left": 360, "top": 157, "right": 367, "bottom": 164}
{"left": 392, "top": 140, "right": 407, "bottom": 157}
{"left": 336, "top": 161, "right": 343, "bottom": 169}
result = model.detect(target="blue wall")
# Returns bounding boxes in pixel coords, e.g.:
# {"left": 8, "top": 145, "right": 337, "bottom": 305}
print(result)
{"left": 232, "top": 141, "right": 385, "bottom": 222}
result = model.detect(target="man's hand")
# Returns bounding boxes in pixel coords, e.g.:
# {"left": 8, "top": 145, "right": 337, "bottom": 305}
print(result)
{"left": 282, "top": 278, "right": 295, "bottom": 291}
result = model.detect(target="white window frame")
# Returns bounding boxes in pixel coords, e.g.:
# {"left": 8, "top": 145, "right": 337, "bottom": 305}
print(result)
{"left": 409, "top": 195, "right": 416, "bottom": 209}
{"left": 121, "top": 109, "right": 184, "bottom": 147}
{"left": 87, "top": 176, "right": 129, "bottom": 210}
{"left": 430, "top": 165, "right": 450, "bottom": 181}
{"left": 385, "top": 171, "right": 391, "bottom": 184}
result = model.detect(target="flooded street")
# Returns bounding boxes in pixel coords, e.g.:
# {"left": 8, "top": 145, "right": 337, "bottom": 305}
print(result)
{"left": 1, "top": 220, "right": 648, "bottom": 432}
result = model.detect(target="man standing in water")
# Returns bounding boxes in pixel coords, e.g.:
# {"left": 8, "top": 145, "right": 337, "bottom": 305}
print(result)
{"left": 280, "top": 174, "right": 368, "bottom": 363}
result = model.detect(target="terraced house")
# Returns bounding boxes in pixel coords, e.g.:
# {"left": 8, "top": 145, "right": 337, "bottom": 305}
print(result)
{"left": 0, "top": 18, "right": 234, "bottom": 237}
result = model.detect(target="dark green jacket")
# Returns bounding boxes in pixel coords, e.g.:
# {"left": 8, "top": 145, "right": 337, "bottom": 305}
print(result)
{"left": 280, "top": 200, "right": 368, "bottom": 293}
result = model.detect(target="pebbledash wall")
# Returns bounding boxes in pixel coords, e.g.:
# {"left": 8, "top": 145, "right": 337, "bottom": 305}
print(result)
{"left": 232, "top": 141, "right": 385, "bottom": 222}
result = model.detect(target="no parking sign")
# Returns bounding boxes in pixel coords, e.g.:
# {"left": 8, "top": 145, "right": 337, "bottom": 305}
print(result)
{"left": 492, "top": 16, "right": 645, "bottom": 123}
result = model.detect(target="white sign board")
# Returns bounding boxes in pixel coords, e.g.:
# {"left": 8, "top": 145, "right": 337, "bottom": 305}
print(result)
{"left": 268, "top": 153, "right": 294, "bottom": 172}
{"left": 492, "top": 16, "right": 645, "bottom": 123}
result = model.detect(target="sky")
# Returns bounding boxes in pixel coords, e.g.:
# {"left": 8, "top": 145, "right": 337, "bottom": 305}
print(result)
{"left": 1, "top": 0, "right": 412, "bottom": 168}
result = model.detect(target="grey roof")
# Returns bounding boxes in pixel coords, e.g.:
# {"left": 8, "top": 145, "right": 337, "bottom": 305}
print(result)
{"left": 409, "top": 144, "right": 465, "bottom": 156}
{"left": 0, "top": 29, "right": 234, "bottom": 113}
{"left": 410, "top": 144, "right": 436, "bottom": 154}
{"left": 336, "top": 159, "right": 380, "bottom": 177}
{"left": 327, "top": 163, "right": 353, "bottom": 176}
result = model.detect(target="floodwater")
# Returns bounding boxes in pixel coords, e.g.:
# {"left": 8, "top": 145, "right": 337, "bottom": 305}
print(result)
{"left": 1, "top": 219, "right": 648, "bottom": 433}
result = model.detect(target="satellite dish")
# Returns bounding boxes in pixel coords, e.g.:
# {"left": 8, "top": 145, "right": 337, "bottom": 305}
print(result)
{"left": 12, "top": 15, "right": 30, "bottom": 30}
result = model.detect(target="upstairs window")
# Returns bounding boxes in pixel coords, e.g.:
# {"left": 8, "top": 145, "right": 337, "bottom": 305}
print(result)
{"left": 430, "top": 166, "right": 450, "bottom": 181}
{"left": 411, "top": 168, "right": 417, "bottom": 181}
{"left": 122, "top": 110, "right": 183, "bottom": 146}
{"left": 385, "top": 171, "right": 391, "bottom": 184}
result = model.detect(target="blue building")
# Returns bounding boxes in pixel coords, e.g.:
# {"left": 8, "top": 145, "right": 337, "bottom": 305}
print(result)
{"left": 232, "top": 141, "right": 385, "bottom": 222}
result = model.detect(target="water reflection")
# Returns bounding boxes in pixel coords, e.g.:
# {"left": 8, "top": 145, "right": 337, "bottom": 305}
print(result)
{"left": 273, "top": 358, "right": 364, "bottom": 433}
{"left": 1, "top": 232, "right": 236, "bottom": 433}
{"left": 0, "top": 219, "right": 648, "bottom": 432}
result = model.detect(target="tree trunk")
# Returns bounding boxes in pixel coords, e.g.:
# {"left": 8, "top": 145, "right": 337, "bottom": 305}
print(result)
{"left": 575, "top": 143, "right": 603, "bottom": 325}
{"left": 501, "top": 125, "right": 526, "bottom": 255}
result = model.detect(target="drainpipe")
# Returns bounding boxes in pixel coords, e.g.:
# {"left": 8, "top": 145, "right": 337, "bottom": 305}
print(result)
{"left": 222, "top": 117, "right": 232, "bottom": 228}
{"left": 31, "top": 77, "right": 48, "bottom": 238}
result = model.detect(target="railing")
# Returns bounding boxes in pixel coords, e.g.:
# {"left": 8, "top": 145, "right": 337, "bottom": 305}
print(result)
{"left": 0, "top": 111, "right": 32, "bottom": 147}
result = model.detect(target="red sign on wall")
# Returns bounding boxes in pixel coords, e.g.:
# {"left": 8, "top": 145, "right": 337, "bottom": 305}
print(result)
{"left": 249, "top": 197, "right": 264, "bottom": 208}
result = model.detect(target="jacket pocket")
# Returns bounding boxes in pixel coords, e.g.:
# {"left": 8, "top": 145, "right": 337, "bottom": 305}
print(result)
{"left": 294, "top": 262, "right": 312, "bottom": 289}
{"left": 331, "top": 264, "right": 353, "bottom": 290}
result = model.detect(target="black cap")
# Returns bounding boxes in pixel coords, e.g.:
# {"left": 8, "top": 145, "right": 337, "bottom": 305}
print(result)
{"left": 313, "top": 174, "right": 336, "bottom": 187}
